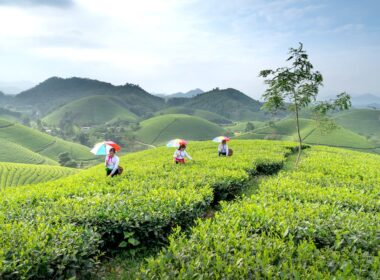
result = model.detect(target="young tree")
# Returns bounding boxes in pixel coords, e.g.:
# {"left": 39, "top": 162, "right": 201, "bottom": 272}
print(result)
{"left": 259, "top": 43, "right": 350, "bottom": 166}
{"left": 245, "top": 122, "right": 255, "bottom": 132}
{"left": 312, "top": 92, "right": 351, "bottom": 144}
{"left": 58, "top": 152, "right": 71, "bottom": 166}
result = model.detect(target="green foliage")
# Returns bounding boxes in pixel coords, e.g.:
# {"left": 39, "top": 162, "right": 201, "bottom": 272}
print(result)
{"left": 303, "top": 126, "right": 376, "bottom": 148}
{"left": 0, "top": 162, "right": 78, "bottom": 188}
{"left": 0, "top": 140, "right": 296, "bottom": 278}
{"left": 43, "top": 95, "right": 137, "bottom": 126}
{"left": 0, "top": 139, "right": 58, "bottom": 165}
{"left": 312, "top": 93, "right": 352, "bottom": 138}
{"left": 334, "top": 108, "right": 380, "bottom": 144}
{"left": 15, "top": 77, "right": 165, "bottom": 116}
{"left": 136, "top": 114, "right": 226, "bottom": 145}
{"left": 0, "top": 118, "right": 98, "bottom": 165}
{"left": 245, "top": 122, "right": 255, "bottom": 132}
{"left": 259, "top": 42, "right": 325, "bottom": 165}
{"left": 139, "top": 147, "right": 380, "bottom": 279}
{"left": 168, "top": 88, "right": 264, "bottom": 121}
{"left": 155, "top": 106, "right": 233, "bottom": 125}
{"left": 259, "top": 43, "right": 323, "bottom": 114}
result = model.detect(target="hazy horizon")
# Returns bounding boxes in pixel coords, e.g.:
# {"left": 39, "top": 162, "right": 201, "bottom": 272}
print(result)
{"left": 0, "top": 0, "right": 379, "bottom": 98}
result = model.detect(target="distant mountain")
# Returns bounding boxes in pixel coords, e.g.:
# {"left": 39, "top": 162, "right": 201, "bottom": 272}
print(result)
{"left": 15, "top": 77, "right": 165, "bottom": 116}
{"left": 155, "top": 88, "right": 204, "bottom": 99}
{"left": 167, "top": 88, "right": 267, "bottom": 121}
{"left": 350, "top": 93, "right": 380, "bottom": 108}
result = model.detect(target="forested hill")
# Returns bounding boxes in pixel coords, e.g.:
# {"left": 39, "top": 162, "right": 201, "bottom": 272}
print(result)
{"left": 168, "top": 88, "right": 265, "bottom": 120}
{"left": 15, "top": 77, "right": 165, "bottom": 115}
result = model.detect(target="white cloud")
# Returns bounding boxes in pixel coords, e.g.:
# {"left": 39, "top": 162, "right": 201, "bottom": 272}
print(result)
{"left": 0, "top": 0, "right": 379, "bottom": 97}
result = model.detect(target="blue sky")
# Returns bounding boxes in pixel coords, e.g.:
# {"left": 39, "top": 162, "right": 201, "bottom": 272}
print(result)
{"left": 0, "top": 0, "right": 379, "bottom": 98}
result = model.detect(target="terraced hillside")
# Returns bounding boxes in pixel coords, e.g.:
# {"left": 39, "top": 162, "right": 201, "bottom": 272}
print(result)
{"left": 236, "top": 117, "right": 377, "bottom": 152}
{"left": 334, "top": 108, "right": 380, "bottom": 144}
{"left": 136, "top": 114, "right": 226, "bottom": 145}
{"left": 155, "top": 106, "right": 232, "bottom": 124}
{"left": 0, "top": 118, "right": 98, "bottom": 165}
{"left": 0, "top": 162, "right": 78, "bottom": 188}
{"left": 43, "top": 95, "right": 137, "bottom": 126}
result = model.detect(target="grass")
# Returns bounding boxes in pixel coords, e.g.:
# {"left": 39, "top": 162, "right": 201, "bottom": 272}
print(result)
{"left": 0, "top": 118, "right": 97, "bottom": 165}
{"left": 136, "top": 114, "right": 226, "bottom": 145}
{"left": 0, "top": 162, "right": 78, "bottom": 188}
{"left": 43, "top": 95, "right": 137, "bottom": 126}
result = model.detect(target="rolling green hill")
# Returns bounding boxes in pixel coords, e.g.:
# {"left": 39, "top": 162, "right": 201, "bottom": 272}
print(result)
{"left": 0, "top": 140, "right": 58, "bottom": 165}
{"left": 136, "top": 114, "right": 226, "bottom": 145}
{"left": 304, "top": 126, "right": 376, "bottom": 148}
{"left": 0, "top": 118, "right": 98, "bottom": 165}
{"left": 236, "top": 117, "right": 377, "bottom": 151}
{"left": 0, "top": 162, "right": 77, "bottom": 188}
{"left": 169, "top": 88, "right": 266, "bottom": 121}
{"left": 224, "top": 121, "right": 266, "bottom": 133}
{"left": 43, "top": 95, "right": 137, "bottom": 126}
{"left": 15, "top": 77, "right": 165, "bottom": 116}
{"left": 236, "top": 118, "right": 316, "bottom": 141}
{"left": 334, "top": 109, "right": 380, "bottom": 144}
{"left": 155, "top": 106, "right": 232, "bottom": 124}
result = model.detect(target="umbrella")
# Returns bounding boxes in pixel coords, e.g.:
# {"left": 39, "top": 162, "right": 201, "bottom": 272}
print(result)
{"left": 167, "top": 138, "right": 188, "bottom": 148}
{"left": 212, "top": 136, "right": 230, "bottom": 143}
{"left": 91, "top": 141, "right": 121, "bottom": 155}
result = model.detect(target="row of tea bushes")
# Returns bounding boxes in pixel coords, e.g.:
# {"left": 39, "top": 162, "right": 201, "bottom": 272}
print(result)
{"left": 0, "top": 140, "right": 297, "bottom": 278}
{"left": 139, "top": 147, "right": 380, "bottom": 279}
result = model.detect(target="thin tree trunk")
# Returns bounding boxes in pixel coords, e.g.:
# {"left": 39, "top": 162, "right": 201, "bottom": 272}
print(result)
{"left": 295, "top": 103, "right": 302, "bottom": 167}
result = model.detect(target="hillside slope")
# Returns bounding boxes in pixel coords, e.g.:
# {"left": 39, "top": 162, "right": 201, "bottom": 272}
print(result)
{"left": 0, "top": 162, "right": 77, "bottom": 188}
{"left": 43, "top": 95, "right": 137, "bottom": 126}
{"left": 236, "top": 117, "right": 377, "bottom": 151}
{"left": 168, "top": 88, "right": 266, "bottom": 121}
{"left": 136, "top": 114, "right": 226, "bottom": 145}
{"left": 15, "top": 77, "right": 165, "bottom": 116}
{"left": 236, "top": 118, "right": 316, "bottom": 141}
{"left": 0, "top": 118, "right": 97, "bottom": 165}
{"left": 155, "top": 106, "right": 232, "bottom": 124}
{"left": 0, "top": 140, "right": 58, "bottom": 165}
{"left": 334, "top": 109, "right": 380, "bottom": 144}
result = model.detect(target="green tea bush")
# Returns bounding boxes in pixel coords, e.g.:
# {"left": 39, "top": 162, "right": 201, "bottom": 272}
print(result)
{"left": 0, "top": 162, "right": 78, "bottom": 188}
{"left": 0, "top": 140, "right": 296, "bottom": 278}
{"left": 139, "top": 146, "right": 380, "bottom": 279}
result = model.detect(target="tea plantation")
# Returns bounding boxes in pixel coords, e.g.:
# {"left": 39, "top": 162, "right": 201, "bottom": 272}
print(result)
{"left": 139, "top": 147, "right": 380, "bottom": 279}
{"left": 0, "top": 140, "right": 379, "bottom": 279}
{"left": 0, "top": 162, "right": 78, "bottom": 188}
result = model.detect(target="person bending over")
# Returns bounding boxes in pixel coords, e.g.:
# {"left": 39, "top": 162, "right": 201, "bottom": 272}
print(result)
{"left": 105, "top": 148, "right": 120, "bottom": 177}
{"left": 173, "top": 144, "right": 192, "bottom": 164}
{"left": 218, "top": 140, "right": 229, "bottom": 156}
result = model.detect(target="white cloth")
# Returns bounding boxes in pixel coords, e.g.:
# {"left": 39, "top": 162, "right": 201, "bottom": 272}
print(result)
{"left": 173, "top": 150, "right": 192, "bottom": 160}
{"left": 105, "top": 155, "right": 119, "bottom": 175}
{"left": 218, "top": 144, "right": 229, "bottom": 155}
